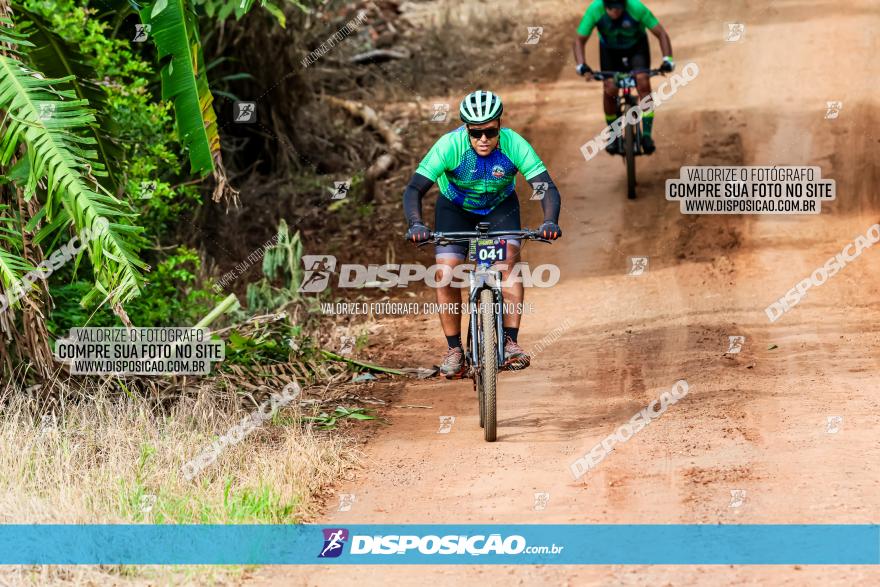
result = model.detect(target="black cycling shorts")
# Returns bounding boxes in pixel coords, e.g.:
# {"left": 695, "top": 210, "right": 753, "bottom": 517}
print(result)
{"left": 599, "top": 35, "right": 651, "bottom": 72}
{"left": 434, "top": 194, "right": 521, "bottom": 258}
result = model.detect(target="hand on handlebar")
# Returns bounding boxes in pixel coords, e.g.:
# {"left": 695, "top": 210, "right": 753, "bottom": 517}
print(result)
{"left": 576, "top": 63, "right": 592, "bottom": 77}
{"left": 405, "top": 222, "right": 431, "bottom": 244}
{"left": 537, "top": 221, "right": 562, "bottom": 240}
{"left": 659, "top": 56, "right": 674, "bottom": 73}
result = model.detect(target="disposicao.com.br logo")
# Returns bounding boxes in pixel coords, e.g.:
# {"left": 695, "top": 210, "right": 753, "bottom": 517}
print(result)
{"left": 299, "top": 255, "right": 560, "bottom": 292}
{"left": 317, "top": 528, "right": 564, "bottom": 558}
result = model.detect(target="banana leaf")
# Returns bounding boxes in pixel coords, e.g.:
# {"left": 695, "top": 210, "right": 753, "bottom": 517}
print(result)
{"left": 0, "top": 50, "right": 146, "bottom": 306}
{"left": 139, "top": 0, "right": 219, "bottom": 175}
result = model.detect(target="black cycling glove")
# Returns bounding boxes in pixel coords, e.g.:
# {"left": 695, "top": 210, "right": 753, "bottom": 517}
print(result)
{"left": 405, "top": 221, "right": 430, "bottom": 244}
{"left": 538, "top": 221, "right": 562, "bottom": 240}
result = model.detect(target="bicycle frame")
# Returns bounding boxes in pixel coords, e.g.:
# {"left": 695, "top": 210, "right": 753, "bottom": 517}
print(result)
{"left": 420, "top": 224, "right": 549, "bottom": 373}
{"left": 466, "top": 255, "right": 505, "bottom": 370}
{"left": 592, "top": 67, "right": 663, "bottom": 156}
{"left": 416, "top": 223, "right": 550, "bottom": 440}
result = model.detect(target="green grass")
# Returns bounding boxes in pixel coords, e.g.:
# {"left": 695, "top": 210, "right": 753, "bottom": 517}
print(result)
{"left": 117, "top": 443, "right": 302, "bottom": 524}
{"left": 120, "top": 477, "right": 301, "bottom": 524}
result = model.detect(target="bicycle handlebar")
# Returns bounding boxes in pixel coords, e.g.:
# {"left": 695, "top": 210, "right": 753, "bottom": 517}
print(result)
{"left": 416, "top": 229, "right": 552, "bottom": 247}
{"left": 591, "top": 68, "right": 664, "bottom": 81}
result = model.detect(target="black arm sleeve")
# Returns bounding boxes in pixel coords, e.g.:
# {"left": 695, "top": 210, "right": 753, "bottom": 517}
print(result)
{"left": 402, "top": 172, "right": 435, "bottom": 226}
{"left": 528, "top": 170, "right": 561, "bottom": 224}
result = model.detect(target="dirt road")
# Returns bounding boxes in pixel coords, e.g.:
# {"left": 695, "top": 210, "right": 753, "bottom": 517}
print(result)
{"left": 254, "top": 0, "right": 880, "bottom": 584}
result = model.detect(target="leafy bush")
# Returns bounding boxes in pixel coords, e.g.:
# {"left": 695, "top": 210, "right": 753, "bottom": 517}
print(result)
{"left": 48, "top": 247, "right": 221, "bottom": 334}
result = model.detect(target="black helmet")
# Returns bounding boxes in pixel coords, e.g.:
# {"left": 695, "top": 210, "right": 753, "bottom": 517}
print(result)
{"left": 603, "top": 0, "right": 625, "bottom": 7}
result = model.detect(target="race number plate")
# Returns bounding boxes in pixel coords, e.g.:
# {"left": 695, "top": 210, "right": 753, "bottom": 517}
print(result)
{"left": 474, "top": 238, "right": 506, "bottom": 264}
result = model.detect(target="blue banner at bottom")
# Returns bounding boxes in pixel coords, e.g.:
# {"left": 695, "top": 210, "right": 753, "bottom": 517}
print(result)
{"left": 3, "top": 525, "right": 878, "bottom": 565}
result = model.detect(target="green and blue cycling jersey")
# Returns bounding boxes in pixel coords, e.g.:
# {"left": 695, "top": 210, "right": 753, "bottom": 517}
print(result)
{"left": 415, "top": 126, "right": 547, "bottom": 215}
{"left": 577, "top": 0, "right": 659, "bottom": 50}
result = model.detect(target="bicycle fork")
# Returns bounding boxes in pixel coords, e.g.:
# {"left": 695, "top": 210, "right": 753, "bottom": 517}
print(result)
{"left": 620, "top": 92, "right": 643, "bottom": 154}
{"left": 467, "top": 269, "right": 505, "bottom": 370}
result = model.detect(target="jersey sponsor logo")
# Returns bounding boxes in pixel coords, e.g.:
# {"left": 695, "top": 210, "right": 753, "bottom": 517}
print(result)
{"left": 492, "top": 165, "right": 505, "bottom": 178}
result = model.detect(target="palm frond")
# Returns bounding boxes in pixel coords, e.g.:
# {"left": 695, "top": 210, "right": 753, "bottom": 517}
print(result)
{"left": 0, "top": 46, "right": 145, "bottom": 305}
{"left": 0, "top": 204, "right": 32, "bottom": 291}
{"left": 0, "top": 16, "right": 33, "bottom": 56}
{"left": 14, "top": 7, "right": 123, "bottom": 191}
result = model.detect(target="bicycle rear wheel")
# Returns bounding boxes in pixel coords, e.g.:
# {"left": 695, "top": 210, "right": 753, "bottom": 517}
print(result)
{"left": 624, "top": 109, "right": 636, "bottom": 199}
{"left": 479, "top": 288, "right": 497, "bottom": 442}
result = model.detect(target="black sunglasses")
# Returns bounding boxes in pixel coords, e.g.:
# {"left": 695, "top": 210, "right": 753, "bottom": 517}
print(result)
{"left": 468, "top": 127, "right": 500, "bottom": 140}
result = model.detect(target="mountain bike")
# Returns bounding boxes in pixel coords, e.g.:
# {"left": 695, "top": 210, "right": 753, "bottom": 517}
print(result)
{"left": 592, "top": 67, "right": 663, "bottom": 199}
{"left": 422, "top": 223, "right": 550, "bottom": 442}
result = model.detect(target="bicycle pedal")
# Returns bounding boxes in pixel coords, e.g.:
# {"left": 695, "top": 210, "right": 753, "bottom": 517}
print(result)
{"left": 502, "top": 358, "right": 530, "bottom": 371}
{"left": 445, "top": 369, "right": 468, "bottom": 380}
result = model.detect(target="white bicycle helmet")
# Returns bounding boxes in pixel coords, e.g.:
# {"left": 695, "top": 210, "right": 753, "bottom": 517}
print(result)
{"left": 459, "top": 90, "right": 503, "bottom": 124}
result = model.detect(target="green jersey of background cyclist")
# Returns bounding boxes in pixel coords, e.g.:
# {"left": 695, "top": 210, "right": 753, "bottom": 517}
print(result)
{"left": 572, "top": 0, "right": 674, "bottom": 155}
{"left": 402, "top": 91, "right": 563, "bottom": 379}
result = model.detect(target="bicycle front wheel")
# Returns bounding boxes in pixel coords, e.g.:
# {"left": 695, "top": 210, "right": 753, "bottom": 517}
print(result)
{"left": 468, "top": 321, "right": 484, "bottom": 429}
{"left": 479, "top": 288, "right": 498, "bottom": 442}
{"left": 624, "top": 108, "right": 636, "bottom": 199}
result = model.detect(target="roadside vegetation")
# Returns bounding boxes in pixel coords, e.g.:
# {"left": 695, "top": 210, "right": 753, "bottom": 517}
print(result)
{"left": 0, "top": 0, "right": 554, "bottom": 583}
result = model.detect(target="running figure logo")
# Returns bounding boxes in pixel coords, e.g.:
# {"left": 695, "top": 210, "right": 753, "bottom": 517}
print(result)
{"left": 438, "top": 416, "right": 455, "bottom": 434}
{"left": 38, "top": 103, "right": 56, "bottom": 121}
{"left": 824, "top": 101, "right": 843, "bottom": 119}
{"left": 318, "top": 528, "right": 349, "bottom": 558}
{"left": 530, "top": 181, "right": 548, "bottom": 201}
{"left": 299, "top": 255, "right": 337, "bottom": 293}
{"left": 338, "top": 494, "right": 356, "bottom": 512}
{"left": 332, "top": 181, "right": 350, "bottom": 200}
{"left": 133, "top": 24, "right": 151, "bottom": 42}
{"left": 726, "top": 335, "right": 745, "bottom": 354}
{"left": 826, "top": 415, "right": 843, "bottom": 434}
{"left": 628, "top": 256, "right": 649, "bottom": 276}
{"left": 729, "top": 489, "right": 747, "bottom": 508}
{"left": 140, "top": 181, "right": 157, "bottom": 200}
{"left": 431, "top": 103, "right": 450, "bottom": 123}
{"left": 524, "top": 27, "right": 544, "bottom": 45}
{"left": 725, "top": 23, "right": 745, "bottom": 42}
{"left": 533, "top": 492, "right": 550, "bottom": 511}
{"left": 338, "top": 335, "right": 355, "bottom": 356}
{"left": 234, "top": 101, "right": 257, "bottom": 123}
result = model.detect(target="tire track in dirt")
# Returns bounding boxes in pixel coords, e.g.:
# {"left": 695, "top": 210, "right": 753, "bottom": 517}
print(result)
{"left": 251, "top": 1, "right": 880, "bottom": 584}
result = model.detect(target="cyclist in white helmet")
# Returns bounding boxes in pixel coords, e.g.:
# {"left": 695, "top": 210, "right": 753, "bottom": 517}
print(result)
{"left": 402, "top": 90, "right": 563, "bottom": 378}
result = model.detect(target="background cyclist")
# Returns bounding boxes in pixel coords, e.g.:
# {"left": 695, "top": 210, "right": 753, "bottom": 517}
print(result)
{"left": 572, "top": 0, "right": 674, "bottom": 154}
{"left": 402, "top": 90, "right": 562, "bottom": 378}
